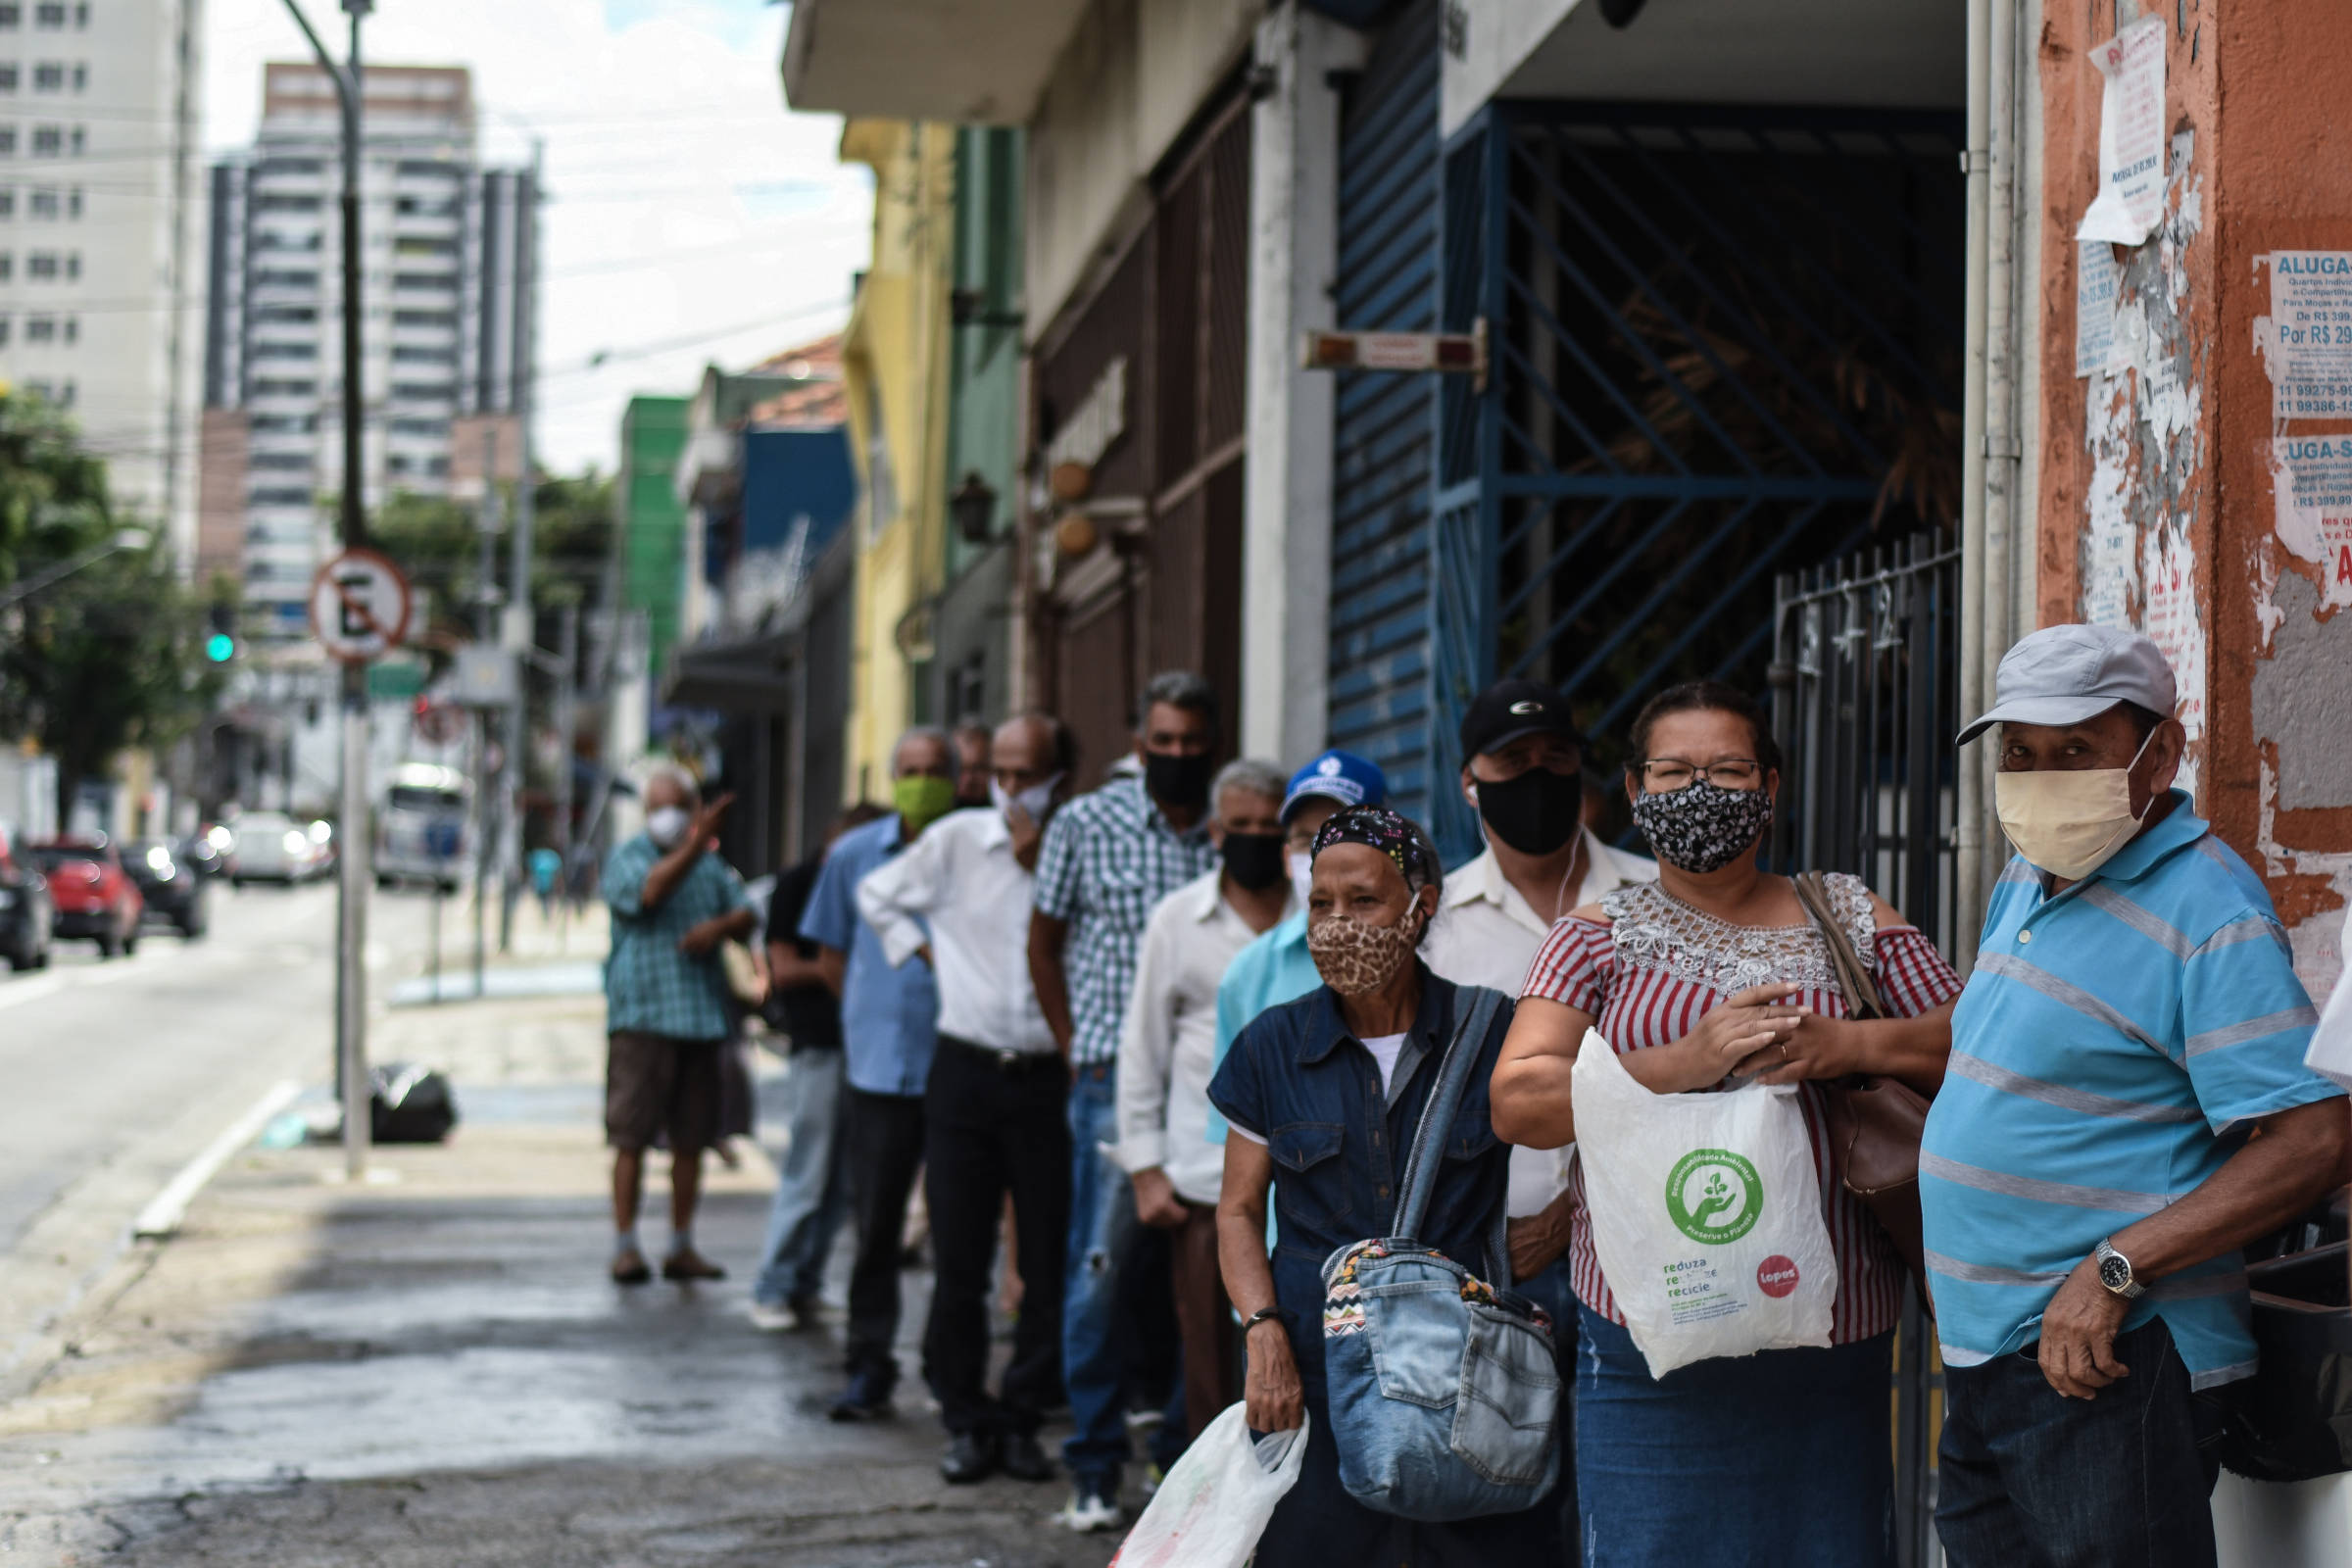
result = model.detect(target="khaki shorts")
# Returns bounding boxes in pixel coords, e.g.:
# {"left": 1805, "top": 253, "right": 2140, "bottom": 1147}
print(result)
{"left": 606, "top": 1031, "right": 723, "bottom": 1152}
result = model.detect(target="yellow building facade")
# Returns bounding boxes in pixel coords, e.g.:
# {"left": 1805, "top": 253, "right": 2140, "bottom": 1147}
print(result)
{"left": 838, "top": 119, "right": 956, "bottom": 802}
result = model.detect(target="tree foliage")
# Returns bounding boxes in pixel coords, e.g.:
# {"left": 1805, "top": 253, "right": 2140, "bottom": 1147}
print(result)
{"left": 368, "top": 470, "right": 613, "bottom": 647}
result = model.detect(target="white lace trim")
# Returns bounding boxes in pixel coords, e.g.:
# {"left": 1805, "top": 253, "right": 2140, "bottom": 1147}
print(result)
{"left": 1597, "top": 872, "right": 1877, "bottom": 996}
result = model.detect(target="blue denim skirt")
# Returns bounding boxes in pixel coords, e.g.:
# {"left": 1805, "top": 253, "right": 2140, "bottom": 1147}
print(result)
{"left": 1575, "top": 1306, "right": 1893, "bottom": 1568}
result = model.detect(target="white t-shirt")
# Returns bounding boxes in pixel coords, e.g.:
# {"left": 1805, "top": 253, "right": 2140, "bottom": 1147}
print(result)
{"left": 2308, "top": 965, "right": 2352, "bottom": 1090}
{"left": 1228, "top": 1031, "right": 1415, "bottom": 1147}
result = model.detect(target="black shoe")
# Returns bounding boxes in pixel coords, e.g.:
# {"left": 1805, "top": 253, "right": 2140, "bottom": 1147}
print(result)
{"left": 941, "top": 1431, "right": 1000, "bottom": 1484}
{"left": 1000, "top": 1432, "right": 1054, "bottom": 1483}
{"left": 827, "top": 1368, "right": 894, "bottom": 1422}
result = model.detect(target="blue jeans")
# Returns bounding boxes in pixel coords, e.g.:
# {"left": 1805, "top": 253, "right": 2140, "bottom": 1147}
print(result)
{"left": 1936, "top": 1315, "right": 2226, "bottom": 1568}
{"left": 1576, "top": 1305, "right": 1893, "bottom": 1567}
{"left": 751, "top": 1049, "right": 848, "bottom": 1307}
{"left": 1062, "top": 1062, "right": 1137, "bottom": 1486}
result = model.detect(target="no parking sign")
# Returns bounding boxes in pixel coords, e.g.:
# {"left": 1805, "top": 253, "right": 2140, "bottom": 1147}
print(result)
{"left": 308, "top": 549, "right": 413, "bottom": 664}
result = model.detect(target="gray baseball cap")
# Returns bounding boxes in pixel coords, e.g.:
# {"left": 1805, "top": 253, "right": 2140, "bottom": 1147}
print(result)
{"left": 1956, "top": 624, "right": 2178, "bottom": 745}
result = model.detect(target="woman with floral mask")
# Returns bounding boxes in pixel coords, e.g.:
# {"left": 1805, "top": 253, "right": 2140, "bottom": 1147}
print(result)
{"left": 1206, "top": 806, "right": 1559, "bottom": 1565}
{"left": 1489, "top": 681, "right": 1963, "bottom": 1568}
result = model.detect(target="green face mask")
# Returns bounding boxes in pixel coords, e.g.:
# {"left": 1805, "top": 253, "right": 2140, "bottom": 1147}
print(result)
{"left": 893, "top": 773, "right": 957, "bottom": 836}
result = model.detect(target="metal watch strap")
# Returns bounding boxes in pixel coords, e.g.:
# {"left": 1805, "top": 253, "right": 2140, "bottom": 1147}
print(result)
{"left": 2094, "top": 1237, "right": 2145, "bottom": 1299}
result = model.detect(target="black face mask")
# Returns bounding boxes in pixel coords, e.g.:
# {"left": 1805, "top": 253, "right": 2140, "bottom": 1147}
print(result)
{"left": 1474, "top": 765, "right": 1585, "bottom": 857}
{"left": 1221, "top": 830, "right": 1286, "bottom": 892}
{"left": 1144, "top": 749, "right": 1215, "bottom": 810}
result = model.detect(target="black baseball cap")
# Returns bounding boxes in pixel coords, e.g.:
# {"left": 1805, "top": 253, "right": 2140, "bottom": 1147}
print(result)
{"left": 1458, "top": 679, "right": 1583, "bottom": 760}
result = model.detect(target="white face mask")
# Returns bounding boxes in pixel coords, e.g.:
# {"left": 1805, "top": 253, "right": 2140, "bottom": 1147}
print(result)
{"left": 1992, "top": 729, "right": 2157, "bottom": 881}
{"left": 990, "top": 772, "right": 1062, "bottom": 823}
{"left": 1288, "top": 850, "right": 1314, "bottom": 909}
{"left": 646, "top": 806, "right": 691, "bottom": 850}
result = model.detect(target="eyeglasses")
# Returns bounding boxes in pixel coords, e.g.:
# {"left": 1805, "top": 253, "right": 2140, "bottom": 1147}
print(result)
{"left": 1638, "top": 759, "right": 1762, "bottom": 792}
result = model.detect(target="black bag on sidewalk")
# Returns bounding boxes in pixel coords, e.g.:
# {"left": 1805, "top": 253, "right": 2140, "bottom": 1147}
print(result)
{"left": 369, "top": 1062, "right": 459, "bottom": 1144}
{"left": 2217, "top": 1241, "right": 2352, "bottom": 1483}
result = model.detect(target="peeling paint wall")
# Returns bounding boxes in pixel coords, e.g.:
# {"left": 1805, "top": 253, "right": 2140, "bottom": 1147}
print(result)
{"left": 2038, "top": 0, "right": 2352, "bottom": 1000}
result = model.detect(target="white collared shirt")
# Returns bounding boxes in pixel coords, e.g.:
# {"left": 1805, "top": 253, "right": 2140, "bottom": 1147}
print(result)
{"left": 1423, "top": 825, "right": 1657, "bottom": 1216}
{"left": 857, "top": 808, "right": 1054, "bottom": 1056}
{"left": 1114, "top": 866, "right": 1292, "bottom": 1205}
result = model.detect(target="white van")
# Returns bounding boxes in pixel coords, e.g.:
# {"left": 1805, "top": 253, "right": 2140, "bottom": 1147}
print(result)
{"left": 376, "top": 762, "right": 471, "bottom": 893}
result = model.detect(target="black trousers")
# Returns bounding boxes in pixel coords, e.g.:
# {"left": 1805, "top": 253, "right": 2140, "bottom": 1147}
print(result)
{"left": 921, "top": 1036, "right": 1071, "bottom": 1437}
{"left": 841, "top": 1086, "right": 926, "bottom": 1384}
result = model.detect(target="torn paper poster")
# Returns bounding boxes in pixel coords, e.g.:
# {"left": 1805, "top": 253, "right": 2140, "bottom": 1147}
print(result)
{"left": 2141, "top": 524, "right": 2205, "bottom": 780}
{"left": 2272, "top": 435, "right": 2352, "bottom": 611}
{"left": 2076, "top": 18, "right": 2167, "bottom": 247}
{"left": 2076, "top": 241, "right": 2120, "bottom": 378}
{"left": 2083, "top": 445, "right": 2138, "bottom": 628}
{"left": 2254, "top": 252, "right": 2352, "bottom": 420}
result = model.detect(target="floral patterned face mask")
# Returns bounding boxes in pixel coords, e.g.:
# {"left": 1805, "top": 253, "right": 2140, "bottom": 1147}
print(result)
{"left": 1307, "top": 905, "right": 1428, "bottom": 995}
{"left": 1630, "top": 777, "right": 1774, "bottom": 874}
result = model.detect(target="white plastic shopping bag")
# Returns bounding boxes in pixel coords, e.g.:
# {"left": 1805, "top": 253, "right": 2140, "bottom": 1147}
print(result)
{"left": 1571, "top": 1028, "right": 1838, "bottom": 1378}
{"left": 1110, "top": 1402, "right": 1309, "bottom": 1568}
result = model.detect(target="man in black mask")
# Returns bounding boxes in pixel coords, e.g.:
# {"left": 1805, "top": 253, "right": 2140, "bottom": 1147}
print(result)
{"left": 1421, "top": 679, "right": 1656, "bottom": 1553}
{"left": 1027, "top": 670, "right": 1222, "bottom": 1532}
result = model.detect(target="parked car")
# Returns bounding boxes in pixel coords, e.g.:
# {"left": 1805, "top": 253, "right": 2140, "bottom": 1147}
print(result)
{"left": 126, "top": 838, "right": 208, "bottom": 938}
{"left": 227, "top": 810, "right": 329, "bottom": 885}
{"left": 0, "top": 823, "right": 52, "bottom": 971}
{"left": 179, "top": 826, "right": 227, "bottom": 881}
{"left": 30, "top": 838, "right": 143, "bottom": 957}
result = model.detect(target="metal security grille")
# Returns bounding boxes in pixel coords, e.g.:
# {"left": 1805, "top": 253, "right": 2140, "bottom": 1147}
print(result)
{"left": 1437, "top": 101, "right": 1964, "bottom": 839}
{"left": 1325, "top": 1, "right": 1448, "bottom": 833}
{"left": 1767, "top": 528, "right": 1962, "bottom": 1568}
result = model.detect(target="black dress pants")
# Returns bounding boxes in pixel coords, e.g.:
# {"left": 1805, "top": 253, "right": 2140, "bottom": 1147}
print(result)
{"left": 921, "top": 1036, "right": 1071, "bottom": 1437}
{"left": 841, "top": 1086, "right": 926, "bottom": 1384}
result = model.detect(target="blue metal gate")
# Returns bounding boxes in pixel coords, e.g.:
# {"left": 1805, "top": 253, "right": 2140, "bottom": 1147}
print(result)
{"left": 1435, "top": 101, "right": 1966, "bottom": 855}
{"left": 1324, "top": 1, "right": 1448, "bottom": 833}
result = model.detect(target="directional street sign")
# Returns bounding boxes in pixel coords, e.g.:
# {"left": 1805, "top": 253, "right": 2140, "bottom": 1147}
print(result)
{"left": 308, "top": 548, "right": 413, "bottom": 664}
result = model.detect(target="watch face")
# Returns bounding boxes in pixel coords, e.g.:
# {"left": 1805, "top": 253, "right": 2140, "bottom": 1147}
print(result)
{"left": 2099, "top": 1252, "right": 2131, "bottom": 1291}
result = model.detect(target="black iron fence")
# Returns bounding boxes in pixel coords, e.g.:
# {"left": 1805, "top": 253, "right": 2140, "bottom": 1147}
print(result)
{"left": 1767, "top": 527, "right": 1962, "bottom": 1568}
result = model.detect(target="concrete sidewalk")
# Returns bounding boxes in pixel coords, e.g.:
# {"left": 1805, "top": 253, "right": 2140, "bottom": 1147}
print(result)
{"left": 0, "top": 989, "right": 1108, "bottom": 1567}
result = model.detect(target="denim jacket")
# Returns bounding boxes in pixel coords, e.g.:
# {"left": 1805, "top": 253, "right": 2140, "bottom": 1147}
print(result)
{"left": 1206, "top": 967, "right": 1516, "bottom": 1383}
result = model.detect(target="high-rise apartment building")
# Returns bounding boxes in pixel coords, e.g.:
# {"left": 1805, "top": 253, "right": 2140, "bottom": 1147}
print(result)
{"left": 201, "top": 63, "right": 532, "bottom": 637}
{"left": 0, "top": 0, "right": 207, "bottom": 555}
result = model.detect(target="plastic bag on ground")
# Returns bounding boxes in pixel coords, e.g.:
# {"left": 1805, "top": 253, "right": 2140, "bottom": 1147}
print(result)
{"left": 1109, "top": 1401, "right": 1309, "bottom": 1568}
{"left": 1571, "top": 1027, "right": 1837, "bottom": 1378}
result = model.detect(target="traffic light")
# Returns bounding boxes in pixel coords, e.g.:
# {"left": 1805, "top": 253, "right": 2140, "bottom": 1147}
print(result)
{"left": 205, "top": 603, "right": 236, "bottom": 663}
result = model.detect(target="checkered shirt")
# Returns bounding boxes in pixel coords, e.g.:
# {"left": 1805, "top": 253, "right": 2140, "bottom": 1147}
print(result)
{"left": 1033, "top": 774, "right": 1219, "bottom": 1066}
{"left": 602, "top": 833, "right": 753, "bottom": 1042}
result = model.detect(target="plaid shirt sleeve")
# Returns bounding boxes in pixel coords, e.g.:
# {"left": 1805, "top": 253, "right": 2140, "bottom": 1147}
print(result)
{"left": 1031, "top": 802, "right": 1086, "bottom": 922}
{"left": 604, "top": 837, "right": 655, "bottom": 919}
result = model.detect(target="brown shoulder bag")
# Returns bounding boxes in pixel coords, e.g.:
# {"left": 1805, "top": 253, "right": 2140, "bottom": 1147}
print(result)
{"left": 1789, "top": 871, "right": 1934, "bottom": 1309}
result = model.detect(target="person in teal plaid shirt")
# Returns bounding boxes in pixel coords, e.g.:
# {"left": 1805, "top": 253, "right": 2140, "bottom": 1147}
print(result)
{"left": 602, "top": 765, "right": 758, "bottom": 1285}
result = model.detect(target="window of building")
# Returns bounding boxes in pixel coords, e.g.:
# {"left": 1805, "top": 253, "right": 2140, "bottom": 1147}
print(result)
{"left": 65, "top": 123, "right": 77, "bottom": 154}
{"left": 250, "top": 450, "right": 310, "bottom": 471}
{"left": 391, "top": 344, "right": 455, "bottom": 365}
{"left": 60, "top": 247, "right": 72, "bottom": 277}
{"left": 26, "top": 249, "right": 55, "bottom": 277}
{"left": 68, "top": 62, "right": 80, "bottom": 91}
{"left": 33, "top": 3, "right": 62, "bottom": 26}
{"left": 391, "top": 309, "right": 455, "bottom": 328}
{"left": 388, "top": 416, "right": 447, "bottom": 438}
{"left": 0, "top": 65, "right": 18, "bottom": 91}
{"left": 71, "top": 2, "right": 82, "bottom": 26}
{"left": 59, "top": 310, "right": 70, "bottom": 341}
{"left": 62, "top": 183, "right": 73, "bottom": 217}
{"left": 252, "top": 377, "right": 316, "bottom": 398}
{"left": 0, "top": 190, "right": 13, "bottom": 219}
{"left": 0, "top": 252, "right": 13, "bottom": 280}
{"left": 29, "top": 123, "right": 56, "bottom": 155}
{"left": 26, "top": 185, "right": 51, "bottom": 218}
{"left": 391, "top": 381, "right": 454, "bottom": 402}
{"left": 247, "top": 486, "right": 313, "bottom": 507}
{"left": 0, "top": 6, "right": 20, "bottom": 27}
{"left": 250, "top": 341, "right": 316, "bottom": 361}
{"left": 0, "top": 127, "right": 18, "bottom": 157}
{"left": 259, "top": 157, "right": 322, "bottom": 175}
{"left": 56, "top": 377, "right": 71, "bottom": 407}
{"left": 256, "top": 193, "right": 319, "bottom": 213}
{"left": 22, "top": 313, "right": 47, "bottom": 341}
{"left": 255, "top": 269, "right": 317, "bottom": 289}
{"left": 255, "top": 304, "right": 315, "bottom": 323}
{"left": 31, "top": 62, "right": 59, "bottom": 91}
{"left": 392, "top": 236, "right": 456, "bottom": 258}
{"left": 0, "top": 316, "right": 10, "bottom": 345}
{"left": 390, "top": 272, "right": 455, "bottom": 293}
{"left": 21, "top": 378, "right": 45, "bottom": 400}
{"left": 255, "top": 228, "right": 320, "bottom": 251}
{"left": 249, "top": 412, "right": 316, "bottom": 433}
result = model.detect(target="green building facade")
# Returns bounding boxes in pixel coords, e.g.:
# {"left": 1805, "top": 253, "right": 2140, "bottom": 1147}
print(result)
{"left": 618, "top": 394, "right": 692, "bottom": 674}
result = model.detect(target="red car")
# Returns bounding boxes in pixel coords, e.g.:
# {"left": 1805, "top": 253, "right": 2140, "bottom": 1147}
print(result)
{"left": 31, "top": 838, "right": 144, "bottom": 957}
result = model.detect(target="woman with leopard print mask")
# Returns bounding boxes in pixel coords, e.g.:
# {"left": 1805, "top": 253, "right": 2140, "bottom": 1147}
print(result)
{"left": 1205, "top": 805, "right": 1560, "bottom": 1564}
{"left": 1489, "top": 681, "right": 1962, "bottom": 1568}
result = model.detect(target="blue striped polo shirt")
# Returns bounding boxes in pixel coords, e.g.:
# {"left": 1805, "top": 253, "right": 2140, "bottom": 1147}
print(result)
{"left": 1922, "top": 792, "right": 2341, "bottom": 1388}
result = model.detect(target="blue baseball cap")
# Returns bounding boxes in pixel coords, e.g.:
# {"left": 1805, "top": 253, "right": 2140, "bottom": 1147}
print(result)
{"left": 1280, "top": 749, "right": 1388, "bottom": 824}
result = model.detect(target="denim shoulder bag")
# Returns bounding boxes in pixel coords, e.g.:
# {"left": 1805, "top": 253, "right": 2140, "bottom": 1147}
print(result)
{"left": 1318, "top": 983, "right": 1561, "bottom": 1522}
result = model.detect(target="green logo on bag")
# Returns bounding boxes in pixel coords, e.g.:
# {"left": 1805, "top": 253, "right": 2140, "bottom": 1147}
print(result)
{"left": 1665, "top": 1149, "right": 1762, "bottom": 1245}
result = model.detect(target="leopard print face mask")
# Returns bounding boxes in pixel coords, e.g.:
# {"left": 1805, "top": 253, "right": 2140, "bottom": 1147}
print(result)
{"left": 1306, "top": 905, "right": 1428, "bottom": 996}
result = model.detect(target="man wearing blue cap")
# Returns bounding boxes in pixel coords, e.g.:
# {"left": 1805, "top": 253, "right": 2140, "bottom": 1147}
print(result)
{"left": 1927, "top": 624, "right": 2346, "bottom": 1568}
{"left": 1204, "top": 749, "right": 1388, "bottom": 1135}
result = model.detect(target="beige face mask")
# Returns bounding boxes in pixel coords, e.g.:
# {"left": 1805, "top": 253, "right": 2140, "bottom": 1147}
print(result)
{"left": 1992, "top": 730, "right": 2156, "bottom": 881}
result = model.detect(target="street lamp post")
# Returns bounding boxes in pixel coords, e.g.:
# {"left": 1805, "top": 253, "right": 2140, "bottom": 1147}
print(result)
{"left": 277, "top": 0, "right": 373, "bottom": 1180}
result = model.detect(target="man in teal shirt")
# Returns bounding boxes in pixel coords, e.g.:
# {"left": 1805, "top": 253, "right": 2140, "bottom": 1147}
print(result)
{"left": 1206, "top": 750, "right": 1386, "bottom": 1142}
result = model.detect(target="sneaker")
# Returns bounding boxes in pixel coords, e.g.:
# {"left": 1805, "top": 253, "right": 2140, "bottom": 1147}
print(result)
{"left": 1053, "top": 1482, "right": 1122, "bottom": 1534}
{"left": 747, "top": 1298, "right": 801, "bottom": 1333}
{"left": 827, "top": 1368, "right": 895, "bottom": 1422}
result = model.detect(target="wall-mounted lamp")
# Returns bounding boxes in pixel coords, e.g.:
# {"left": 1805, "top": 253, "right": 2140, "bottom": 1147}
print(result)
{"left": 949, "top": 471, "right": 998, "bottom": 545}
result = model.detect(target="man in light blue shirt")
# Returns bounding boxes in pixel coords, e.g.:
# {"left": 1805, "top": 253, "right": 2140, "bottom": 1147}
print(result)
{"left": 1205, "top": 750, "right": 1386, "bottom": 1144}
{"left": 1926, "top": 626, "right": 2346, "bottom": 1568}
{"left": 798, "top": 726, "right": 956, "bottom": 1421}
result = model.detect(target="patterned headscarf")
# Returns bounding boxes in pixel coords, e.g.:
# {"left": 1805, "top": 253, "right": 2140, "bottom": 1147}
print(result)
{"left": 1310, "top": 805, "right": 1443, "bottom": 898}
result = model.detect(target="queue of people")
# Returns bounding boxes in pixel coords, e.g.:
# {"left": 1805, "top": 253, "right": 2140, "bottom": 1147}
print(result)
{"left": 595, "top": 623, "right": 2349, "bottom": 1568}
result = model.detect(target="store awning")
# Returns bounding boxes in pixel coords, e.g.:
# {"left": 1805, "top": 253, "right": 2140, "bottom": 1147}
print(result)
{"left": 781, "top": 0, "right": 1093, "bottom": 124}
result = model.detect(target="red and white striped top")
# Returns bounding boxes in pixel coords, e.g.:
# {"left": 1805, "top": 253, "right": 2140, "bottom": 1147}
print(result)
{"left": 1518, "top": 874, "right": 1963, "bottom": 1345}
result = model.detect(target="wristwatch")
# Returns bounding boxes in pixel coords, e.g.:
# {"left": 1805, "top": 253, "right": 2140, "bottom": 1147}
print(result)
{"left": 2093, "top": 1237, "right": 2145, "bottom": 1299}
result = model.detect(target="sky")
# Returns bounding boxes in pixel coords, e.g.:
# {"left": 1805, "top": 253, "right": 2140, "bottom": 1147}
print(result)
{"left": 202, "top": 0, "right": 873, "bottom": 476}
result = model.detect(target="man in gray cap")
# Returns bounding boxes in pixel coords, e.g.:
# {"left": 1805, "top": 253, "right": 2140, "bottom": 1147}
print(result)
{"left": 1925, "top": 624, "right": 2346, "bottom": 1568}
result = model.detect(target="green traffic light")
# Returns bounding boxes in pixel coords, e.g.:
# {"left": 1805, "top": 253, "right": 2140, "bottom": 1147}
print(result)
{"left": 205, "top": 632, "right": 235, "bottom": 662}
